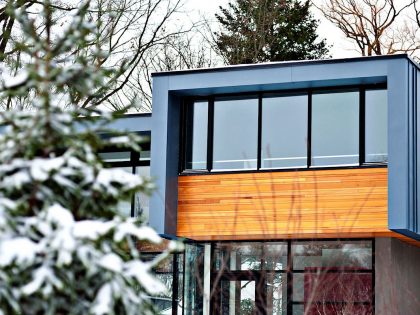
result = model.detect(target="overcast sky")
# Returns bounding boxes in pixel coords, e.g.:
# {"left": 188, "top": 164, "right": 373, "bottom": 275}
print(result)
{"left": 183, "top": 0, "right": 358, "bottom": 59}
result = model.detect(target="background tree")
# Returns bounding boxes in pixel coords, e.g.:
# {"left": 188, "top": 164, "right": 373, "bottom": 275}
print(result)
{"left": 313, "top": 0, "right": 420, "bottom": 57}
{"left": 0, "top": 0, "right": 186, "bottom": 112}
{"left": 0, "top": 1, "right": 178, "bottom": 313}
{"left": 213, "top": 0, "right": 329, "bottom": 65}
{"left": 415, "top": 1, "right": 420, "bottom": 42}
{"left": 136, "top": 31, "right": 218, "bottom": 111}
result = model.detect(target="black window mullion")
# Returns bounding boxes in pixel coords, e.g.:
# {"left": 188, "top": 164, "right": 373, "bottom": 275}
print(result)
{"left": 207, "top": 97, "right": 215, "bottom": 172}
{"left": 131, "top": 151, "right": 140, "bottom": 217}
{"left": 372, "top": 238, "right": 376, "bottom": 315}
{"left": 257, "top": 93, "right": 263, "bottom": 170}
{"left": 182, "top": 250, "right": 186, "bottom": 315}
{"left": 172, "top": 253, "right": 179, "bottom": 315}
{"left": 287, "top": 240, "right": 293, "bottom": 315}
{"left": 209, "top": 243, "right": 215, "bottom": 315}
{"left": 307, "top": 91, "right": 312, "bottom": 168}
{"left": 360, "top": 88, "right": 366, "bottom": 165}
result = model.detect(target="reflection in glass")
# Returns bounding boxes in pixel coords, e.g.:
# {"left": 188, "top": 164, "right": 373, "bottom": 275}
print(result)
{"left": 300, "top": 272, "right": 372, "bottom": 314}
{"left": 293, "top": 272, "right": 372, "bottom": 303}
{"left": 365, "top": 89, "right": 387, "bottom": 163}
{"left": 214, "top": 242, "right": 288, "bottom": 271}
{"left": 184, "top": 244, "right": 205, "bottom": 315}
{"left": 210, "top": 241, "right": 372, "bottom": 315}
{"left": 262, "top": 94, "right": 308, "bottom": 168}
{"left": 220, "top": 280, "right": 256, "bottom": 314}
{"left": 213, "top": 97, "right": 258, "bottom": 170}
{"left": 291, "top": 240, "right": 372, "bottom": 270}
{"left": 140, "top": 150, "right": 151, "bottom": 161}
{"left": 293, "top": 304, "right": 304, "bottom": 315}
{"left": 185, "top": 101, "right": 208, "bottom": 170}
{"left": 99, "top": 151, "right": 131, "bottom": 162}
{"left": 266, "top": 273, "right": 287, "bottom": 315}
{"left": 291, "top": 240, "right": 373, "bottom": 315}
{"left": 311, "top": 91, "right": 359, "bottom": 166}
{"left": 292, "top": 273, "right": 304, "bottom": 302}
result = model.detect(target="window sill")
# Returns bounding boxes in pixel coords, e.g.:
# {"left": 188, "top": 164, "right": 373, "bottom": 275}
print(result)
{"left": 179, "top": 164, "right": 387, "bottom": 176}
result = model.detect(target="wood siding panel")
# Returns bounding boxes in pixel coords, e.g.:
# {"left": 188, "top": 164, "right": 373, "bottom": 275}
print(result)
{"left": 177, "top": 168, "right": 390, "bottom": 240}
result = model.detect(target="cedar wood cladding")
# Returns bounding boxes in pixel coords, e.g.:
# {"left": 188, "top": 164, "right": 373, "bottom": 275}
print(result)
{"left": 178, "top": 168, "right": 389, "bottom": 240}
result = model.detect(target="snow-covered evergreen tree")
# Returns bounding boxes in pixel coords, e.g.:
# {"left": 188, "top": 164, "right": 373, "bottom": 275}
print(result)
{"left": 0, "top": 1, "right": 176, "bottom": 314}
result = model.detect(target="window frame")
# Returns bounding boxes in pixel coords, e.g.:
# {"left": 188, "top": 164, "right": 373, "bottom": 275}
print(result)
{"left": 261, "top": 92, "right": 309, "bottom": 170}
{"left": 183, "top": 100, "right": 209, "bottom": 171}
{"left": 180, "top": 84, "right": 388, "bottom": 174}
{"left": 364, "top": 88, "right": 388, "bottom": 164}
{"left": 310, "top": 88, "right": 361, "bottom": 167}
{"left": 212, "top": 95, "right": 260, "bottom": 171}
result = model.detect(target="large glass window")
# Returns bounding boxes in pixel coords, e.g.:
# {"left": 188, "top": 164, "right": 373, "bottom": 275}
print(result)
{"left": 365, "top": 89, "right": 387, "bottom": 163}
{"left": 262, "top": 94, "right": 308, "bottom": 168}
{"left": 185, "top": 101, "right": 208, "bottom": 170}
{"left": 213, "top": 97, "right": 258, "bottom": 170}
{"left": 182, "top": 87, "right": 388, "bottom": 172}
{"left": 183, "top": 240, "right": 373, "bottom": 315}
{"left": 311, "top": 91, "right": 360, "bottom": 166}
{"left": 291, "top": 240, "right": 373, "bottom": 315}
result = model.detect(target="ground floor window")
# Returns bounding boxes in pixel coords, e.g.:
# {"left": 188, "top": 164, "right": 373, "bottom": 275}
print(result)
{"left": 181, "top": 240, "right": 373, "bottom": 315}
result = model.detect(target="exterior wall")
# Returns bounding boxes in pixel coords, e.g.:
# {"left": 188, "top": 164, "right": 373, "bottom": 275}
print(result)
{"left": 375, "top": 237, "right": 420, "bottom": 315}
{"left": 178, "top": 168, "right": 389, "bottom": 240}
{"left": 388, "top": 60, "right": 420, "bottom": 240}
{"left": 150, "top": 55, "right": 420, "bottom": 241}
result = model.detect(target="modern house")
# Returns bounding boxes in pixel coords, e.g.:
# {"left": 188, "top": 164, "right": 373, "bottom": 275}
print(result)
{"left": 111, "top": 54, "right": 420, "bottom": 315}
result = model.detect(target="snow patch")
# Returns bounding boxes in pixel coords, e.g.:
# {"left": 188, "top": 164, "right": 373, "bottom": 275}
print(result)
{"left": 31, "top": 157, "right": 64, "bottom": 181}
{"left": 45, "top": 203, "right": 74, "bottom": 227}
{"left": 2, "top": 69, "right": 28, "bottom": 89}
{"left": 114, "top": 221, "right": 161, "bottom": 243}
{"left": 124, "top": 261, "right": 166, "bottom": 295}
{"left": 0, "top": 238, "right": 40, "bottom": 266}
{"left": 20, "top": 266, "right": 63, "bottom": 295}
{"left": 91, "top": 283, "right": 113, "bottom": 315}
{"left": 98, "top": 253, "right": 123, "bottom": 273}
{"left": 73, "top": 221, "right": 114, "bottom": 240}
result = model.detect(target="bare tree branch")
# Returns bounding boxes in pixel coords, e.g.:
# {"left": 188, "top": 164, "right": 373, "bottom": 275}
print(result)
{"left": 0, "top": 0, "right": 208, "bottom": 112}
{"left": 313, "top": 0, "right": 419, "bottom": 57}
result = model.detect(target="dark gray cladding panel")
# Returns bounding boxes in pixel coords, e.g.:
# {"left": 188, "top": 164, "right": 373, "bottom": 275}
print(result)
{"left": 418, "top": 70, "right": 420, "bottom": 235}
{"left": 375, "top": 238, "right": 420, "bottom": 315}
{"left": 107, "top": 113, "right": 152, "bottom": 133}
{"left": 389, "top": 60, "right": 420, "bottom": 240}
